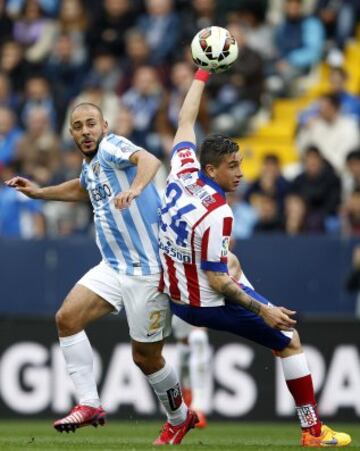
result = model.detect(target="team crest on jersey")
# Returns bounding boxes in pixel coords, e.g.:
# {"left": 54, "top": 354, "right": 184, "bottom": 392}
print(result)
{"left": 92, "top": 161, "right": 100, "bottom": 177}
{"left": 221, "top": 237, "right": 230, "bottom": 257}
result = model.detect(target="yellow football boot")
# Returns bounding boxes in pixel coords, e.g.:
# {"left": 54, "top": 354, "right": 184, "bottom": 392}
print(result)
{"left": 302, "top": 424, "right": 351, "bottom": 447}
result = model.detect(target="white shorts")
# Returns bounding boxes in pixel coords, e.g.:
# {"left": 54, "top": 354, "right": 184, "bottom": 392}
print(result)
{"left": 77, "top": 261, "right": 171, "bottom": 343}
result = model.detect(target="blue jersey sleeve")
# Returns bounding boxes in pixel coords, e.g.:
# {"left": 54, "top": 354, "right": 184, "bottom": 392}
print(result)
{"left": 99, "top": 134, "right": 143, "bottom": 170}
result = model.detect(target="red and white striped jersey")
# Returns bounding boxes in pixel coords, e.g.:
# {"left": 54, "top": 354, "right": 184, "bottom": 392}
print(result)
{"left": 159, "top": 141, "right": 233, "bottom": 307}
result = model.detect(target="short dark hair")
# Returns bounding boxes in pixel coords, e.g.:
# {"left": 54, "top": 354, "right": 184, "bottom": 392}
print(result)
{"left": 70, "top": 102, "right": 104, "bottom": 121}
{"left": 263, "top": 153, "right": 280, "bottom": 165}
{"left": 305, "top": 145, "right": 321, "bottom": 156}
{"left": 199, "top": 134, "right": 239, "bottom": 169}
{"left": 321, "top": 93, "right": 341, "bottom": 110}
{"left": 346, "top": 149, "right": 360, "bottom": 163}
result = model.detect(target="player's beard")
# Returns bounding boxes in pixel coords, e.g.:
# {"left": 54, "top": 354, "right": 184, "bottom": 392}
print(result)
{"left": 76, "top": 134, "right": 103, "bottom": 160}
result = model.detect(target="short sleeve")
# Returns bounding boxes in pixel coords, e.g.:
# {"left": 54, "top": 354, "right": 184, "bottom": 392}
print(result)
{"left": 200, "top": 212, "right": 233, "bottom": 273}
{"left": 170, "top": 141, "right": 200, "bottom": 178}
{"left": 99, "top": 134, "right": 143, "bottom": 169}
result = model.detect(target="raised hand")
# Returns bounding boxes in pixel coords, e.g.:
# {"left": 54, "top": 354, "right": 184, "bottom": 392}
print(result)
{"left": 4, "top": 176, "right": 41, "bottom": 199}
{"left": 260, "top": 305, "right": 297, "bottom": 331}
{"left": 114, "top": 188, "right": 141, "bottom": 210}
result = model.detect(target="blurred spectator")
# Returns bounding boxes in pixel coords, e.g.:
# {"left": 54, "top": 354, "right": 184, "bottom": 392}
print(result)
{"left": 89, "top": 49, "right": 122, "bottom": 92}
{"left": 12, "top": 0, "right": 57, "bottom": 63}
{"left": 0, "top": 163, "right": 45, "bottom": 238}
{"left": 245, "top": 154, "right": 290, "bottom": 213}
{"left": 0, "top": 0, "right": 14, "bottom": 42}
{"left": 6, "top": 0, "right": 59, "bottom": 17}
{"left": 19, "top": 75, "right": 57, "bottom": 129}
{"left": 345, "top": 244, "right": 360, "bottom": 317}
{"left": 43, "top": 143, "right": 91, "bottom": 237}
{"left": 45, "top": 32, "right": 87, "bottom": 130}
{"left": 210, "top": 23, "right": 264, "bottom": 135}
{"left": 298, "top": 67, "right": 360, "bottom": 128}
{"left": 228, "top": 189, "right": 258, "bottom": 239}
{"left": 0, "top": 106, "right": 23, "bottom": 166}
{"left": 270, "top": 0, "right": 324, "bottom": 95}
{"left": 117, "top": 28, "right": 153, "bottom": 95}
{"left": 253, "top": 193, "right": 283, "bottom": 234}
{"left": 156, "top": 61, "right": 209, "bottom": 155}
{"left": 341, "top": 189, "right": 360, "bottom": 237}
{"left": 228, "top": 6, "right": 275, "bottom": 61}
{"left": 297, "top": 94, "right": 360, "bottom": 173}
{"left": 284, "top": 193, "right": 307, "bottom": 235}
{"left": 15, "top": 105, "right": 61, "bottom": 185}
{"left": 0, "top": 40, "right": 32, "bottom": 93}
{"left": 315, "top": 0, "right": 358, "bottom": 50}
{"left": 343, "top": 149, "right": 360, "bottom": 201}
{"left": 114, "top": 105, "right": 163, "bottom": 158}
{"left": 0, "top": 71, "right": 19, "bottom": 110}
{"left": 87, "top": 0, "right": 136, "bottom": 59}
{"left": 52, "top": 0, "right": 89, "bottom": 65}
{"left": 137, "top": 0, "right": 180, "bottom": 65}
{"left": 181, "top": 0, "right": 218, "bottom": 44}
{"left": 121, "top": 66, "right": 163, "bottom": 142}
{"left": 62, "top": 72, "right": 120, "bottom": 141}
{"left": 291, "top": 146, "right": 341, "bottom": 233}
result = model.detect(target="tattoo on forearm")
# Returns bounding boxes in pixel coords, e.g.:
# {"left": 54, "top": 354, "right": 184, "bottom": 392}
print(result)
{"left": 219, "top": 279, "right": 262, "bottom": 315}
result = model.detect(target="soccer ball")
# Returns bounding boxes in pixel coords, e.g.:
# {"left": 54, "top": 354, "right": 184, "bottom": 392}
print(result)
{"left": 191, "top": 26, "right": 239, "bottom": 73}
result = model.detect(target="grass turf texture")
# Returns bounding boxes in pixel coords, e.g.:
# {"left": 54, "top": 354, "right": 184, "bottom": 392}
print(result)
{"left": 0, "top": 421, "right": 358, "bottom": 451}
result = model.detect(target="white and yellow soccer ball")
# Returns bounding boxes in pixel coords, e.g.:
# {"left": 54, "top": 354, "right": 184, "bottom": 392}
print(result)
{"left": 191, "top": 26, "right": 239, "bottom": 73}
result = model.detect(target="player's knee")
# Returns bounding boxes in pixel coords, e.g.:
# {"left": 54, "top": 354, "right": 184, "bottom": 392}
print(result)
{"left": 132, "top": 344, "right": 164, "bottom": 374}
{"left": 55, "top": 306, "right": 78, "bottom": 335}
{"left": 277, "top": 329, "right": 302, "bottom": 357}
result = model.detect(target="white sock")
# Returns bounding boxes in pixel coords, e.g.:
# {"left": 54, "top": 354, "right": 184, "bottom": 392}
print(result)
{"left": 281, "top": 353, "right": 310, "bottom": 380}
{"left": 189, "top": 329, "right": 211, "bottom": 411}
{"left": 147, "top": 362, "right": 187, "bottom": 426}
{"left": 59, "top": 331, "right": 100, "bottom": 408}
{"left": 176, "top": 342, "right": 191, "bottom": 389}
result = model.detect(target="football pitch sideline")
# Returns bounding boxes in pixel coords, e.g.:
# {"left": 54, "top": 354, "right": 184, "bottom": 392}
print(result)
{"left": 0, "top": 421, "right": 358, "bottom": 451}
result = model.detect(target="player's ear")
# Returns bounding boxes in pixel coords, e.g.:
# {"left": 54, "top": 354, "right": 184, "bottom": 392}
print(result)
{"left": 103, "top": 120, "right": 109, "bottom": 132}
{"left": 205, "top": 163, "right": 216, "bottom": 179}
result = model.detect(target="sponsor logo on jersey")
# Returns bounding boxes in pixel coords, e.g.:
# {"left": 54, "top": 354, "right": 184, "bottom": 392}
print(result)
{"left": 221, "top": 237, "right": 230, "bottom": 257}
{"left": 159, "top": 240, "right": 192, "bottom": 263}
{"left": 92, "top": 161, "right": 100, "bottom": 177}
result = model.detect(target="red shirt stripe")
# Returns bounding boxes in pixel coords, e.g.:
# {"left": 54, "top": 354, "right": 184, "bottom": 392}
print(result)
{"left": 183, "top": 263, "right": 201, "bottom": 306}
{"left": 223, "top": 217, "right": 233, "bottom": 236}
{"left": 164, "top": 254, "right": 181, "bottom": 300}
{"left": 201, "top": 227, "right": 210, "bottom": 261}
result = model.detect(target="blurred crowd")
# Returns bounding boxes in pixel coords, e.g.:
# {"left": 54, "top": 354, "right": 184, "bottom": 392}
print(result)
{"left": 0, "top": 0, "right": 360, "bottom": 240}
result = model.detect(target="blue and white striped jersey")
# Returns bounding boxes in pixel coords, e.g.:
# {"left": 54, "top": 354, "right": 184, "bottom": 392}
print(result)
{"left": 80, "top": 133, "right": 161, "bottom": 276}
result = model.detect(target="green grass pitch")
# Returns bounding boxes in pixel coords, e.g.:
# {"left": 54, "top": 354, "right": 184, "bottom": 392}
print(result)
{"left": 0, "top": 420, "right": 358, "bottom": 451}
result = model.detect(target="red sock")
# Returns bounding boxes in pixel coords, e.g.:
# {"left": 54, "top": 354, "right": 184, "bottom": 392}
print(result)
{"left": 286, "top": 374, "right": 321, "bottom": 436}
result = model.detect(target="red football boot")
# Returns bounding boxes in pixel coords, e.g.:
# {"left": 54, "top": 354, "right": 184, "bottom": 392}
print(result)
{"left": 153, "top": 409, "right": 199, "bottom": 445}
{"left": 53, "top": 405, "right": 106, "bottom": 433}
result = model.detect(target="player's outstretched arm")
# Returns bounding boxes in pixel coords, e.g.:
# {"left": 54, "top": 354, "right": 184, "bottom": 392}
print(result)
{"left": 206, "top": 270, "right": 297, "bottom": 331}
{"left": 5, "top": 177, "right": 88, "bottom": 202}
{"left": 114, "top": 150, "right": 161, "bottom": 209}
{"left": 172, "top": 69, "right": 210, "bottom": 149}
{"left": 228, "top": 251, "right": 242, "bottom": 280}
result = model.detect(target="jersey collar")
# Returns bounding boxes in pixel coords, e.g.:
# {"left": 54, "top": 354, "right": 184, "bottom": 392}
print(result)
{"left": 199, "top": 170, "right": 226, "bottom": 199}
